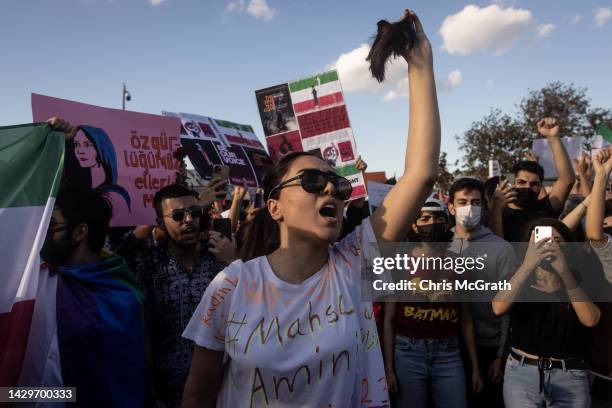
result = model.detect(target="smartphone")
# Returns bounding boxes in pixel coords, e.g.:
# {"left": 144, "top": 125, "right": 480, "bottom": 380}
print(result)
{"left": 212, "top": 218, "right": 232, "bottom": 240}
{"left": 254, "top": 188, "right": 265, "bottom": 208}
{"left": 488, "top": 160, "right": 501, "bottom": 178}
{"left": 505, "top": 173, "right": 515, "bottom": 186}
{"left": 534, "top": 226, "right": 552, "bottom": 243}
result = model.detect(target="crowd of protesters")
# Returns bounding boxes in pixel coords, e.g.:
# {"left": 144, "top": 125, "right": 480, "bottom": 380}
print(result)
{"left": 10, "top": 9, "right": 612, "bottom": 408}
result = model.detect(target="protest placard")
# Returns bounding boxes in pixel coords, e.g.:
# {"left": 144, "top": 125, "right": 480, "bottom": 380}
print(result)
{"left": 32, "top": 94, "right": 182, "bottom": 226}
{"left": 532, "top": 136, "right": 585, "bottom": 179}
{"left": 162, "top": 111, "right": 272, "bottom": 190}
{"left": 255, "top": 70, "right": 366, "bottom": 199}
{"left": 591, "top": 134, "right": 611, "bottom": 155}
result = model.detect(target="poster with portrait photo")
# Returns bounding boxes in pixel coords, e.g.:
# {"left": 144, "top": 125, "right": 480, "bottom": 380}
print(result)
{"left": 255, "top": 84, "right": 298, "bottom": 137}
{"left": 32, "top": 94, "right": 183, "bottom": 227}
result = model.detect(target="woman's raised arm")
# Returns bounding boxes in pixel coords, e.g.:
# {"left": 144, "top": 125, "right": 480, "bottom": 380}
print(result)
{"left": 370, "top": 10, "right": 441, "bottom": 243}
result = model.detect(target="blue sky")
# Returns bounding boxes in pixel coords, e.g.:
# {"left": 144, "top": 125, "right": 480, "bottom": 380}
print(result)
{"left": 1, "top": 0, "right": 611, "bottom": 176}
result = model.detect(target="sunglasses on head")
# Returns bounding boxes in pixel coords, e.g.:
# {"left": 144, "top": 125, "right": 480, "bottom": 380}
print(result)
{"left": 268, "top": 169, "right": 353, "bottom": 201}
{"left": 163, "top": 205, "right": 204, "bottom": 222}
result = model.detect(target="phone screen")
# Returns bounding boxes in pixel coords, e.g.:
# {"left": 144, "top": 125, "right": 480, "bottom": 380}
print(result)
{"left": 254, "top": 188, "right": 264, "bottom": 208}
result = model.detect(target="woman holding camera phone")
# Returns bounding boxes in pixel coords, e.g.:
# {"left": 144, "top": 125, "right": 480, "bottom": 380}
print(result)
{"left": 493, "top": 220, "right": 600, "bottom": 408}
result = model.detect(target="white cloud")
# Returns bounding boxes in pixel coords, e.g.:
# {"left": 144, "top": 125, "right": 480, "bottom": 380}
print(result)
{"left": 246, "top": 0, "right": 278, "bottom": 21}
{"left": 492, "top": 0, "right": 518, "bottom": 6}
{"left": 226, "top": 0, "right": 245, "bottom": 12}
{"left": 569, "top": 15, "right": 582, "bottom": 25}
{"left": 226, "top": 0, "right": 278, "bottom": 21}
{"left": 594, "top": 7, "right": 612, "bottom": 27}
{"left": 328, "top": 43, "right": 405, "bottom": 93}
{"left": 149, "top": 0, "right": 167, "bottom": 5}
{"left": 536, "top": 23, "right": 556, "bottom": 38}
{"left": 383, "top": 78, "right": 409, "bottom": 101}
{"left": 437, "top": 70, "right": 463, "bottom": 93}
{"left": 439, "top": 4, "right": 533, "bottom": 55}
{"left": 330, "top": 45, "right": 461, "bottom": 102}
{"left": 447, "top": 70, "right": 462, "bottom": 88}
{"left": 384, "top": 70, "right": 462, "bottom": 101}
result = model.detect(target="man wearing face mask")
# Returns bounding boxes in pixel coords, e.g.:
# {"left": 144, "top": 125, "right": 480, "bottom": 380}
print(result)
{"left": 447, "top": 178, "right": 518, "bottom": 408}
{"left": 21, "top": 187, "right": 146, "bottom": 407}
{"left": 117, "top": 184, "right": 235, "bottom": 408}
{"left": 500, "top": 117, "right": 575, "bottom": 242}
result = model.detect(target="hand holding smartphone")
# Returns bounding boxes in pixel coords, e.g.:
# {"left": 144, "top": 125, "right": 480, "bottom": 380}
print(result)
{"left": 534, "top": 225, "right": 553, "bottom": 263}
{"left": 534, "top": 226, "right": 552, "bottom": 243}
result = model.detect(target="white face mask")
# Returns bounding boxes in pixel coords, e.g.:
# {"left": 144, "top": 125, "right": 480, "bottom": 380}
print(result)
{"left": 454, "top": 205, "right": 481, "bottom": 230}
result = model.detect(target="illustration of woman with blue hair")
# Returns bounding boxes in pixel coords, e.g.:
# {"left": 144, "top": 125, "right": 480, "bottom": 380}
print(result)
{"left": 66, "top": 126, "right": 131, "bottom": 213}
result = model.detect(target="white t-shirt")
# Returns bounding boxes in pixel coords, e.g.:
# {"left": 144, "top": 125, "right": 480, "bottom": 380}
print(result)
{"left": 183, "top": 218, "right": 389, "bottom": 408}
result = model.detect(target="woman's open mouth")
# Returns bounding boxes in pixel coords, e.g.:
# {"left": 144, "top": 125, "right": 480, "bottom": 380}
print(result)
{"left": 318, "top": 202, "right": 339, "bottom": 224}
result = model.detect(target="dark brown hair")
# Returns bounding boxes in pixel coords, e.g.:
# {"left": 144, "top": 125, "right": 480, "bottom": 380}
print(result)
{"left": 55, "top": 187, "right": 113, "bottom": 254}
{"left": 366, "top": 15, "right": 417, "bottom": 82}
{"left": 239, "top": 151, "right": 317, "bottom": 261}
{"left": 153, "top": 184, "right": 199, "bottom": 218}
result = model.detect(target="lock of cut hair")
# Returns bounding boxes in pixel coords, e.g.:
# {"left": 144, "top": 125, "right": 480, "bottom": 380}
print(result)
{"left": 366, "top": 13, "right": 417, "bottom": 82}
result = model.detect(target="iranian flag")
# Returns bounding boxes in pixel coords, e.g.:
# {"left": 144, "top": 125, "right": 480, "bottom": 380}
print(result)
{"left": 289, "top": 71, "right": 345, "bottom": 114}
{"left": 0, "top": 123, "right": 64, "bottom": 387}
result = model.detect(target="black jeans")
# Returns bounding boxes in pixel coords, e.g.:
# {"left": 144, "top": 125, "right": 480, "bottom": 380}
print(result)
{"left": 464, "top": 345, "right": 505, "bottom": 408}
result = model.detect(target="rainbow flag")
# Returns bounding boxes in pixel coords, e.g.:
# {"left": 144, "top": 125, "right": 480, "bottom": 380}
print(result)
{"left": 0, "top": 124, "right": 145, "bottom": 407}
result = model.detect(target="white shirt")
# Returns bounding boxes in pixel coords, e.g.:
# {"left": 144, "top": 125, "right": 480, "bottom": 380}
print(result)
{"left": 183, "top": 218, "right": 389, "bottom": 407}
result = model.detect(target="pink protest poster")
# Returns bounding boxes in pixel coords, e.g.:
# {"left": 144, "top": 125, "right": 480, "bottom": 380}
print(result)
{"left": 32, "top": 94, "right": 182, "bottom": 227}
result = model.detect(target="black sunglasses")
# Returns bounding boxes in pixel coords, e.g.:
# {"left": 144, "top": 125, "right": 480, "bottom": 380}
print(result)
{"left": 163, "top": 205, "right": 204, "bottom": 222}
{"left": 268, "top": 169, "right": 353, "bottom": 201}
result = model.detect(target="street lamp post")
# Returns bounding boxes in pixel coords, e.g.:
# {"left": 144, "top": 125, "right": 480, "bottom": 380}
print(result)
{"left": 122, "top": 83, "right": 131, "bottom": 110}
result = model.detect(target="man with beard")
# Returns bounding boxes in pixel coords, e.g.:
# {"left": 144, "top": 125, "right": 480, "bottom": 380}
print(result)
{"left": 22, "top": 186, "right": 146, "bottom": 408}
{"left": 126, "top": 184, "right": 235, "bottom": 408}
{"left": 500, "top": 117, "right": 575, "bottom": 242}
